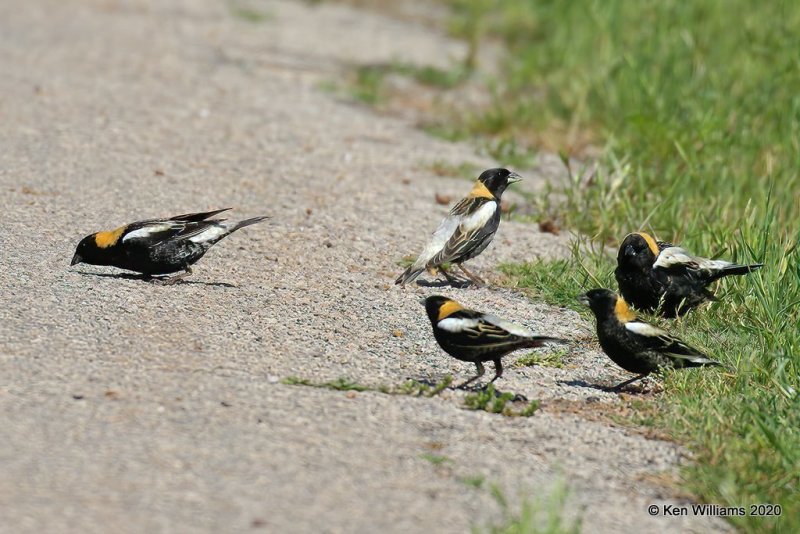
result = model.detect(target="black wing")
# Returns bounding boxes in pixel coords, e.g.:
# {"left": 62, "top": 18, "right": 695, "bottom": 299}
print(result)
{"left": 438, "top": 310, "right": 537, "bottom": 351}
{"left": 625, "top": 321, "right": 718, "bottom": 365}
{"left": 428, "top": 197, "right": 498, "bottom": 266}
{"left": 169, "top": 208, "right": 232, "bottom": 222}
{"left": 120, "top": 218, "right": 224, "bottom": 248}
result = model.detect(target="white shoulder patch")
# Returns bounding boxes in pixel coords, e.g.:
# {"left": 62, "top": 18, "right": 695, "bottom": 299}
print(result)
{"left": 655, "top": 246, "right": 736, "bottom": 271}
{"left": 437, "top": 317, "right": 480, "bottom": 333}
{"left": 482, "top": 314, "right": 533, "bottom": 337}
{"left": 653, "top": 247, "right": 696, "bottom": 269}
{"left": 625, "top": 321, "right": 666, "bottom": 338}
{"left": 461, "top": 201, "right": 497, "bottom": 232}
{"left": 121, "top": 223, "right": 173, "bottom": 242}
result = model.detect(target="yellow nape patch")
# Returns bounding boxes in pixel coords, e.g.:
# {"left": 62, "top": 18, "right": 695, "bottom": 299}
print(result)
{"left": 437, "top": 300, "right": 464, "bottom": 320}
{"left": 636, "top": 232, "right": 660, "bottom": 256}
{"left": 614, "top": 297, "right": 637, "bottom": 323}
{"left": 94, "top": 225, "right": 127, "bottom": 248}
{"left": 467, "top": 180, "right": 494, "bottom": 199}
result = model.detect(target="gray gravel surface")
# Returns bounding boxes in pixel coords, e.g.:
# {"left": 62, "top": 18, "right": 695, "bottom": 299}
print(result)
{"left": 0, "top": 1, "right": 729, "bottom": 533}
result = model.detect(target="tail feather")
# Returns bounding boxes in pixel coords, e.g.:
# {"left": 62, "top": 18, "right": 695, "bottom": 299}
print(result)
{"left": 709, "top": 263, "right": 763, "bottom": 283}
{"left": 230, "top": 215, "right": 270, "bottom": 233}
{"left": 669, "top": 347, "right": 721, "bottom": 368}
{"left": 171, "top": 208, "right": 232, "bottom": 222}
{"left": 396, "top": 265, "right": 425, "bottom": 286}
{"left": 684, "top": 355, "right": 722, "bottom": 368}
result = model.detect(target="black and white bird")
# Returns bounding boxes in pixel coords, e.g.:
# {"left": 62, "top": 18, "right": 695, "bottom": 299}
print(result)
{"left": 578, "top": 288, "right": 722, "bottom": 390}
{"left": 396, "top": 168, "right": 521, "bottom": 287}
{"left": 422, "top": 295, "right": 565, "bottom": 388}
{"left": 615, "top": 232, "right": 763, "bottom": 317}
{"left": 71, "top": 208, "right": 268, "bottom": 283}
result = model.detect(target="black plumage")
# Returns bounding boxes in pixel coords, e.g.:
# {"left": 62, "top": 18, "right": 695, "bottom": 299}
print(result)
{"left": 422, "top": 295, "right": 565, "bottom": 388}
{"left": 615, "top": 232, "right": 763, "bottom": 317}
{"left": 578, "top": 288, "right": 721, "bottom": 390}
{"left": 71, "top": 208, "right": 268, "bottom": 283}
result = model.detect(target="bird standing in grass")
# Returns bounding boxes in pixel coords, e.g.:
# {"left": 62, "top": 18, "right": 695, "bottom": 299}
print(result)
{"left": 71, "top": 208, "right": 269, "bottom": 284}
{"left": 615, "top": 232, "right": 763, "bottom": 317}
{"left": 422, "top": 295, "right": 565, "bottom": 388}
{"left": 578, "top": 288, "right": 721, "bottom": 391}
{"left": 396, "top": 168, "right": 521, "bottom": 287}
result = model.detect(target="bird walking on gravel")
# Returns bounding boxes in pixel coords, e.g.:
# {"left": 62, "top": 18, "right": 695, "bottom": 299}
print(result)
{"left": 396, "top": 168, "right": 521, "bottom": 288}
{"left": 615, "top": 232, "right": 763, "bottom": 317}
{"left": 578, "top": 288, "right": 721, "bottom": 391}
{"left": 71, "top": 208, "right": 269, "bottom": 284}
{"left": 422, "top": 295, "right": 565, "bottom": 389}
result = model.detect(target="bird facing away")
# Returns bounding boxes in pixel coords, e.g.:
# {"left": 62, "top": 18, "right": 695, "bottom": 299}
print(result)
{"left": 615, "top": 232, "right": 763, "bottom": 317}
{"left": 422, "top": 295, "right": 565, "bottom": 389}
{"left": 578, "top": 288, "right": 721, "bottom": 390}
{"left": 71, "top": 208, "right": 269, "bottom": 284}
{"left": 396, "top": 168, "right": 521, "bottom": 287}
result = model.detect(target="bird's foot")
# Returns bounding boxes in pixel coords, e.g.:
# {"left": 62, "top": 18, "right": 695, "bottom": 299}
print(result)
{"left": 151, "top": 268, "right": 192, "bottom": 286}
{"left": 457, "top": 264, "right": 486, "bottom": 288}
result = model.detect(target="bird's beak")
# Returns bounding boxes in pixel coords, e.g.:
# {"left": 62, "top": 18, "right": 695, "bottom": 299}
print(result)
{"left": 70, "top": 253, "right": 82, "bottom": 266}
{"left": 507, "top": 172, "right": 522, "bottom": 184}
{"left": 577, "top": 293, "right": 590, "bottom": 306}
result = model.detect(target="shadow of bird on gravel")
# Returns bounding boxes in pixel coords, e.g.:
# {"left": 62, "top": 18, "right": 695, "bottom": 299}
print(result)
{"left": 411, "top": 377, "right": 528, "bottom": 401}
{"left": 415, "top": 278, "right": 474, "bottom": 289}
{"left": 73, "top": 271, "right": 236, "bottom": 288}
{"left": 558, "top": 378, "right": 649, "bottom": 394}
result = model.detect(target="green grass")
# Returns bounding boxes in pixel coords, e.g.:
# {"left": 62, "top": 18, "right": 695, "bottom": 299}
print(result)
{"left": 281, "top": 376, "right": 370, "bottom": 392}
{"left": 463, "top": 384, "right": 540, "bottom": 417}
{"left": 428, "top": 1, "right": 800, "bottom": 531}
{"left": 228, "top": 4, "right": 271, "bottom": 23}
{"left": 514, "top": 348, "right": 568, "bottom": 369}
{"left": 281, "top": 376, "right": 540, "bottom": 416}
{"left": 482, "top": 481, "right": 581, "bottom": 534}
{"left": 420, "top": 453, "right": 452, "bottom": 466}
{"left": 281, "top": 375, "right": 455, "bottom": 397}
{"left": 345, "top": 62, "right": 469, "bottom": 106}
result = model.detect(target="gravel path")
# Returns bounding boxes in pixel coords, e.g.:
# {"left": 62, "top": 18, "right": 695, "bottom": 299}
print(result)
{"left": 0, "top": 1, "right": 728, "bottom": 532}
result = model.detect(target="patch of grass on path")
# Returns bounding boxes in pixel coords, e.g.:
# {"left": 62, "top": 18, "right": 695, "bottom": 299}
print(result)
{"left": 483, "top": 480, "right": 581, "bottom": 534}
{"left": 432, "top": 2, "right": 800, "bottom": 531}
{"left": 281, "top": 376, "right": 539, "bottom": 416}
{"left": 281, "top": 375, "right": 453, "bottom": 396}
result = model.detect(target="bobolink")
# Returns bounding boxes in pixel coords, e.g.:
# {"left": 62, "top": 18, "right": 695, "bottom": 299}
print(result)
{"left": 71, "top": 208, "right": 268, "bottom": 283}
{"left": 396, "top": 168, "right": 521, "bottom": 287}
{"left": 422, "top": 295, "right": 565, "bottom": 388}
{"left": 578, "top": 288, "right": 720, "bottom": 390}
{"left": 615, "top": 232, "right": 763, "bottom": 317}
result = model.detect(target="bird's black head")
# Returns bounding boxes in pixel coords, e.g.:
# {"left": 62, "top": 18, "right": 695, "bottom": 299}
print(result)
{"left": 617, "top": 232, "right": 660, "bottom": 272}
{"left": 71, "top": 234, "right": 99, "bottom": 266}
{"left": 577, "top": 288, "right": 636, "bottom": 323}
{"left": 421, "top": 295, "right": 464, "bottom": 324}
{"left": 71, "top": 226, "right": 125, "bottom": 266}
{"left": 473, "top": 168, "right": 522, "bottom": 200}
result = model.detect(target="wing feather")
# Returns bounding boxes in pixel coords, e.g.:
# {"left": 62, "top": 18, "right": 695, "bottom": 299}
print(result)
{"left": 625, "top": 321, "right": 710, "bottom": 361}
{"left": 428, "top": 200, "right": 497, "bottom": 266}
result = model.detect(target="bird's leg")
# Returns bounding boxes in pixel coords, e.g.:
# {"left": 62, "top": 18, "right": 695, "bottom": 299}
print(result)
{"left": 439, "top": 265, "right": 469, "bottom": 288}
{"left": 608, "top": 374, "right": 648, "bottom": 392}
{"left": 489, "top": 358, "right": 503, "bottom": 383}
{"left": 155, "top": 267, "right": 193, "bottom": 286}
{"left": 457, "top": 264, "right": 485, "bottom": 287}
{"left": 456, "top": 361, "right": 485, "bottom": 389}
